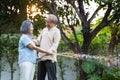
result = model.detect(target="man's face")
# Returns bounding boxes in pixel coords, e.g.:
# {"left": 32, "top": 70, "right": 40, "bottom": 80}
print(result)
{"left": 46, "top": 17, "right": 53, "bottom": 28}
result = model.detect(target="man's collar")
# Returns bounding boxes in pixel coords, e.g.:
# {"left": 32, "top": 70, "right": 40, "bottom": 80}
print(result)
{"left": 47, "top": 25, "right": 57, "bottom": 31}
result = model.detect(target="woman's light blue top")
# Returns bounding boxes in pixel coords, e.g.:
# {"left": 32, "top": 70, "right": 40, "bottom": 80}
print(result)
{"left": 18, "top": 34, "right": 37, "bottom": 64}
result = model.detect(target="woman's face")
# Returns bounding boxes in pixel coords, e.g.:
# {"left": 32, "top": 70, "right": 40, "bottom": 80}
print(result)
{"left": 28, "top": 23, "right": 34, "bottom": 35}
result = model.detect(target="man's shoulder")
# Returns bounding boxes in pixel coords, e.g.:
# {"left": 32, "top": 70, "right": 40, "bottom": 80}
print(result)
{"left": 42, "top": 27, "right": 47, "bottom": 31}
{"left": 54, "top": 27, "right": 60, "bottom": 32}
{"left": 39, "top": 27, "right": 47, "bottom": 34}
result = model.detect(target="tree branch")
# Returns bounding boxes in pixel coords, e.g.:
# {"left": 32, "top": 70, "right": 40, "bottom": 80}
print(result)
{"left": 70, "top": 2, "right": 81, "bottom": 19}
{"left": 77, "top": 0, "right": 85, "bottom": 16}
{"left": 66, "top": 0, "right": 86, "bottom": 22}
{"left": 38, "top": 1, "right": 54, "bottom": 14}
{"left": 91, "top": 4, "right": 112, "bottom": 39}
{"left": 77, "top": 0, "right": 88, "bottom": 22}
{"left": 88, "top": 5, "right": 106, "bottom": 23}
{"left": 65, "top": 13, "right": 79, "bottom": 43}
{"left": 102, "top": 4, "right": 112, "bottom": 22}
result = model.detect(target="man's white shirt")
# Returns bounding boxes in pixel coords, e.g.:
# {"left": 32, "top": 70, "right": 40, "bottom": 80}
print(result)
{"left": 34, "top": 26, "right": 61, "bottom": 62}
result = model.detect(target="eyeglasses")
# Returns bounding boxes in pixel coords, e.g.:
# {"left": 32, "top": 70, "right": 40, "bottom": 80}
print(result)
{"left": 46, "top": 20, "right": 53, "bottom": 23}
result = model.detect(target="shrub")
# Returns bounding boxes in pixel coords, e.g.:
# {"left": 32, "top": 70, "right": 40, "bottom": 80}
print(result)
{"left": 81, "top": 58, "right": 120, "bottom": 80}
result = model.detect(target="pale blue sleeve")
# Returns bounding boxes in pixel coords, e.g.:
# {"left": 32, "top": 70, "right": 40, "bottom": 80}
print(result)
{"left": 21, "top": 36, "right": 32, "bottom": 46}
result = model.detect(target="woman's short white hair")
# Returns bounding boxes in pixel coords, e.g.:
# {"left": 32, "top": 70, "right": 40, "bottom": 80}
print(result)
{"left": 20, "top": 20, "right": 33, "bottom": 34}
{"left": 48, "top": 14, "right": 58, "bottom": 24}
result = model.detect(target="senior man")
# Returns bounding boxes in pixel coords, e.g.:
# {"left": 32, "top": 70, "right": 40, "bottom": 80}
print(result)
{"left": 34, "top": 14, "right": 61, "bottom": 80}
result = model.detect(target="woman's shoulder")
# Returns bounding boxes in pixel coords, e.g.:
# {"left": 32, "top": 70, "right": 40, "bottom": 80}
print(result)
{"left": 20, "top": 34, "right": 29, "bottom": 40}
{"left": 20, "top": 34, "right": 27, "bottom": 38}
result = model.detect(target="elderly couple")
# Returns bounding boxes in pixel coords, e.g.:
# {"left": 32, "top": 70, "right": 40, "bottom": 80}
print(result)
{"left": 18, "top": 14, "right": 61, "bottom": 80}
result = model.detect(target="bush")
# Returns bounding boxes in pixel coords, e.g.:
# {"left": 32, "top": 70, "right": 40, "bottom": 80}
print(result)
{"left": 81, "top": 58, "right": 120, "bottom": 80}
{"left": 58, "top": 40, "right": 70, "bottom": 53}
{"left": 0, "top": 34, "right": 19, "bottom": 80}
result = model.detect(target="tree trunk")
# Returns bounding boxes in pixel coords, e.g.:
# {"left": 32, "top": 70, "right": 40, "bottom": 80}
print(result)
{"left": 10, "top": 64, "right": 14, "bottom": 80}
{"left": 81, "top": 26, "right": 92, "bottom": 54}
{"left": 79, "top": 59, "right": 87, "bottom": 80}
{"left": 108, "top": 23, "right": 119, "bottom": 54}
{"left": 0, "top": 57, "right": 1, "bottom": 80}
{"left": 70, "top": 42, "right": 81, "bottom": 53}
{"left": 108, "top": 33, "right": 117, "bottom": 54}
{"left": 81, "top": 38, "right": 91, "bottom": 54}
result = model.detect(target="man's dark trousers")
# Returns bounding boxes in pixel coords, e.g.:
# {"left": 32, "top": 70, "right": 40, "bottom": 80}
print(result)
{"left": 37, "top": 60, "right": 57, "bottom": 80}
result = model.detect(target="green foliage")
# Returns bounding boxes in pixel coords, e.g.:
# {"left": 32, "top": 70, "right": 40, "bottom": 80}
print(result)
{"left": 68, "top": 27, "right": 83, "bottom": 45}
{"left": 0, "top": 34, "right": 19, "bottom": 80}
{"left": 76, "top": 77, "right": 81, "bottom": 80}
{"left": 100, "top": 0, "right": 113, "bottom": 3}
{"left": 57, "top": 56, "right": 67, "bottom": 80}
{"left": 58, "top": 40, "right": 70, "bottom": 52}
{"left": 32, "top": 15, "right": 46, "bottom": 36}
{"left": 102, "top": 67, "right": 120, "bottom": 80}
{"left": 89, "top": 27, "right": 110, "bottom": 55}
{"left": 0, "top": 34, "right": 19, "bottom": 62}
{"left": 82, "top": 59, "right": 96, "bottom": 74}
{"left": 0, "top": 0, "right": 28, "bottom": 33}
{"left": 81, "top": 58, "right": 120, "bottom": 80}
{"left": 0, "top": 0, "right": 45, "bottom": 34}
{"left": 0, "top": 34, "right": 19, "bottom": 65}
{"left": 58, "top": 25, "right": 111, "bottom": 55}
{"left": 58, "top": 23, "right": 120, "bottom": 55}
{"left": 88, "top": 74, "right": 101, "bottom": 80}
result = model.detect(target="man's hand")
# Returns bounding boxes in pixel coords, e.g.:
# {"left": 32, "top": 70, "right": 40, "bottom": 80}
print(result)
{"left": 37, "top": 52, "right": 53, "bottom": 62}
{"left": 47, "top": 52, "right": 53, "bottom": 55}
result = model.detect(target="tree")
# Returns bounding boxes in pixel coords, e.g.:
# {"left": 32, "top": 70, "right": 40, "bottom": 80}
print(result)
{"left": 0, "top": 34, "right": 19, "bottom": 80}
{"left": 38, "top": 0, "right": 120, "bottom": 54}
{"left": 108, "top": 22, "right": 120, "bottom": 54}
{"left": 0, "top": 0, "right": 29, "bottom": 33}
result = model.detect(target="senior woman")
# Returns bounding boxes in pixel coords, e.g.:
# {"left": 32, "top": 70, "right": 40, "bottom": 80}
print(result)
{"left": 18, "top": 20, "right": 52, "bottom": 80}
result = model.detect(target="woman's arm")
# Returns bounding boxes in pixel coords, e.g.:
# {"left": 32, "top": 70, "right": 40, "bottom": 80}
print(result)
{"left": 27, "top": 43, "right": 53, "bottom": 55}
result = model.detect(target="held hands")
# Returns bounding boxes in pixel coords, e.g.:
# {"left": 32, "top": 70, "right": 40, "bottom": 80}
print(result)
{"left": 46, "top": 49, "right": 54, "bottom": 55}
{"left": 47, "top": 49, "right": 55, "bottom": 55}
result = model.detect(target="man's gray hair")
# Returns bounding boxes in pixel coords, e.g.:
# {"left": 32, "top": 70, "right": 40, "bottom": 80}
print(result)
{"left": 20, "top": 20, "right": 33, "bottom": 34}
{"left": 48, "top": 14, "right": 58, "bottom": 24}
